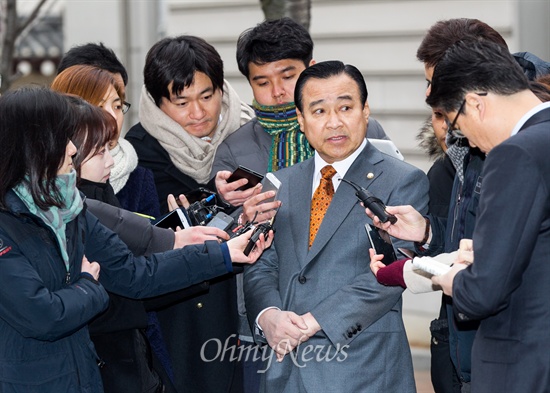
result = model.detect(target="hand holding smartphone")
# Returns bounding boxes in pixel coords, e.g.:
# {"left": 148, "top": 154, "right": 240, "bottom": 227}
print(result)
{"left": 227, "top": 166, "right": 264, "bottom": 191}
{"left": 259, "top": 172, "right": 281, "bottom": 206}
{"left": 240, "top": 172, "right": 281, "bottom": 225}
{"left": 365, "top": 224, "right": 397, "bottom": 265}
{"left": 154, "top": 208, "right": 191, "bottom": 230}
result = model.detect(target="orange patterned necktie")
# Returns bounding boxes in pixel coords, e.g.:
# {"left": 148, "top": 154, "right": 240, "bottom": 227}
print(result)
{"left": 309, "top": 165, "right": 337, "bottom": 248}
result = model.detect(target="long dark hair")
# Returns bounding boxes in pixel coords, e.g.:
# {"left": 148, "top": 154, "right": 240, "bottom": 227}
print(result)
{"left": 0, "top": 86, "right": 77, "bottom": 210}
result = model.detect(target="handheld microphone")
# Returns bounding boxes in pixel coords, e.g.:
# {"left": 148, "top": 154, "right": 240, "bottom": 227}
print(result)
{"left": 339, "top": 178, "right": 398, "bottom": 224}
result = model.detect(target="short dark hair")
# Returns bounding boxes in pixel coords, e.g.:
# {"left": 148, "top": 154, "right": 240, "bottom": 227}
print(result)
{"left": 58, "top": 42, "right": 128, "bottom": 86}
{"left": 427, "top": 39, "right": 529, "bottom": 113}
{"left": 66, "top": 96, "right": 118, "bottom": 182}
{"left": 416, "top": 18, "right": 508, "bottom": 68}
{"left": 0, "top": 87, "right": 77, "bottom": 209}
{"left": 294, "top": 60, "right": 368, "bottom": 112}
{"left": 144, "top": 35, "right": 224, "bottom": 107}
{"left": 236, "top": 17, "right": 313, "bottom": 80}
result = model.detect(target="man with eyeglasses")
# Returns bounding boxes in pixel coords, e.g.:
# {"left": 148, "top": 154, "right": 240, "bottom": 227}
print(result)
{"left": 367, "top": 19, "right": 550, "bottom": 393}
{"left": 428, "top": 38, "right": 550, "bottom": 393}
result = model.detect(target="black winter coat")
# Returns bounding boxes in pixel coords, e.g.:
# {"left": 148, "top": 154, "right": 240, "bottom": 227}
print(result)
{"left": 0, "top": 190, "right": 231, "bottom": 393}
{"left": 81, "top": 180, "right": 162, "bottom": 393}
{"left": 126, "top": 123, "right": 240, "bottom": 393}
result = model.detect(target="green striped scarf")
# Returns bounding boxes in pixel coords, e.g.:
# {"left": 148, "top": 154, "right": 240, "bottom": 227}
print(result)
{"left": 253, "top": 100, "right": 314, "bottom": 172}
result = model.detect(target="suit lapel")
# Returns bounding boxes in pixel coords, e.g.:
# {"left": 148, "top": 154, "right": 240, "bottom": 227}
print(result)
{"left": 305, "top": 144, "right": 384, "bottom": 264}
{"left": 288, "top": 160, "right": 315, "bottom": 266}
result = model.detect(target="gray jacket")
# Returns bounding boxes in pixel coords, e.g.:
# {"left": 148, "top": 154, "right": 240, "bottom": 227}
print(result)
{"left": 244, "top": 143, "right": 428, "bottom": 392}
{"left": 211, "top": 117, "right": 390, "bottom": 340}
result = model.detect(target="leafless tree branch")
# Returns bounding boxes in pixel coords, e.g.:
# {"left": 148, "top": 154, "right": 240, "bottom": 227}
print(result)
{"left": 16, "top": 0, "right": 48, "bottom": 36}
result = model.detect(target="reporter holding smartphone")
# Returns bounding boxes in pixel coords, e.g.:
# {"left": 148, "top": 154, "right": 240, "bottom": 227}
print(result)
{"left": 125, "top": 35, "right": 255, "bottom": 393}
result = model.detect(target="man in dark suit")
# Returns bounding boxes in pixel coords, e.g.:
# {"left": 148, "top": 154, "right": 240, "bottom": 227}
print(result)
{"left": 429, "top": 39, "right": 550, "bottom": 393}
{"left": 244, "top": 61, "right": 429, "bottom": 392}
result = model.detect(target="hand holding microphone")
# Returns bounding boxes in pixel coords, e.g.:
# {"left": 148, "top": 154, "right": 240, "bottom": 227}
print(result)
{"left": 340, "top": 178, "right": 397, "bottom": 224}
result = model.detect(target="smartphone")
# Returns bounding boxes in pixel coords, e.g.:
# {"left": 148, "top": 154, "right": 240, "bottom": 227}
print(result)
{"left": 365, "top": 224, "right": 397, "bottom": 265}
{"left": 227, "top": 166, "right": 264, "bottom": 191}
{"left": 154, "top": 208, "right": 191, "bottom": 230}
{"left": 184, "top": 187, "right": 216, "bottom": 205}
{"left": 367, "top": 139, "right": 404, "bottom": 161}
{"left": 206, "top": 212, "right": 235, "bottom": 232}
{"left": 259, "top": 172, "right": 281, "bottom": 205}
{"left": 397, "top": 247, "right": 417, "bottom": 259}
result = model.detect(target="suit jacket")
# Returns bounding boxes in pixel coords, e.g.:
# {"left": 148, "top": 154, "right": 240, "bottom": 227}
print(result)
{"left": 244, "top": 141, "right": 429, "bottom": 393}
{"left": 452, "top": 107, "right": 550, "bottom": 393}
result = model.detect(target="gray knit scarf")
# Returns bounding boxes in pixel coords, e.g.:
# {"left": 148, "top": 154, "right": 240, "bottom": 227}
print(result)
{"left": 445, "top": 133, "right": 469, "bottom": 184}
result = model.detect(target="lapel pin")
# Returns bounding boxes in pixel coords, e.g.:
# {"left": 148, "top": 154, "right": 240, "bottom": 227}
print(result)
{"left": 367, "top": 172, "right": 374, "bottom": 179}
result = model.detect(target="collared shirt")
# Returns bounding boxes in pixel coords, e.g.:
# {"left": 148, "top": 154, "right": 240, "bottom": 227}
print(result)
{"left": 311, "top": 138, "right": 367, "bottom": 197}
{"left": 510, "top": 101, "right": 550, "bottom": 137}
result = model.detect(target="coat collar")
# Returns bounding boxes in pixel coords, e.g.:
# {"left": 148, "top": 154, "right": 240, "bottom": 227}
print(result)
{"left": 5, "top": 189, "right": 29, "bottom": 215}
{"left": 519, "top": 106, "right": 550, "bottom": 132}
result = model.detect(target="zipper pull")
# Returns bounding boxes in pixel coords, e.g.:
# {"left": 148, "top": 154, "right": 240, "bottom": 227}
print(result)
{"left": 65, "top": 271, "right": 71, "bottom": 284}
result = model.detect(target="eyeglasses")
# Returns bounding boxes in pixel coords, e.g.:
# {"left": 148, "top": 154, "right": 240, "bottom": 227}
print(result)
{"left": 445, "top": 92, "right": 487, "bottom": 138}
{"left": 122, "top": 101, "right": 131, "bottom": 115}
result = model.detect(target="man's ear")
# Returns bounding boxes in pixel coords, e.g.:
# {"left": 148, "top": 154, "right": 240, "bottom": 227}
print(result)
{"left": 465, "top": 93, "right": 485, "bottom": 122}
{"left": 363, "top": 101, "right": 371, "bottom": 122}
{"left": 297, "top": 108, "right": 305, "bottom": 133}
{"left": 309, "top": 59, "right": 316, "bottom": 67}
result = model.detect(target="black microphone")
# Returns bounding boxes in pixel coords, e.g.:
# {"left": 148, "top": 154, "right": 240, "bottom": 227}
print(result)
{"left": 339, "top": 178, "right": 397, "bottom": 224}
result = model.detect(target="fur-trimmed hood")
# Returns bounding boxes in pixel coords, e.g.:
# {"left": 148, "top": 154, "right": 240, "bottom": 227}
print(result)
{"left": 416, "top": 116, "right": 446, "bottom": 161}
